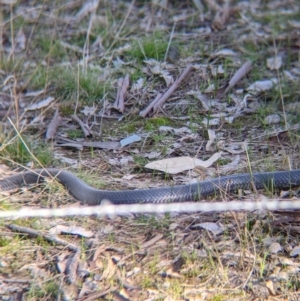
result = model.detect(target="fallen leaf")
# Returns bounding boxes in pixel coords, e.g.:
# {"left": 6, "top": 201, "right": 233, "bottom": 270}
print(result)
{"left": 120, "top": 134, "right": 141, "bottom": 147}
{"left": 267, "top": 56, "right": 282, "bottom": 70}
{"left": 206, "top": 129, "right": 216, "bottom": 151}
{"left": 24, "top": 89, "right": 45, "bottom": 97}
{"left": 265, "top": 280, "right": 276, "bottom": 295}
{"left": 264, "top": 114, "right": 281, "bottom": 125}
{"left": 101, "top": 258, "right": 116, "bottom": 280}
{"left": 145, "top": 152, "right": 222, "bottom": 174}
{"left": 203, "top": 83, "right": 215, "bottom": 93}
{"left": 247, "top": 79, "right": 278, "bottom": 93}
{"left": 188, "top": 91, "right": 214, "bottom": 111}
{"left": 191, "top": 222, "right": 224, "bottom": 235}
{"left": 144, "top": 151, "right": 161, "bottom": 159}
{"left": 25, "top": 96, "right": 55, "bottom": 111}
{"left": 131, "top": 78, "right": 144, "bottom": 92}
{"left": 219, "top": 155, "right": 240, "bottom": 172}
{"left": 202, "top": 117, "right": 220, "bottom": 126}
{"left": 211, "top": 49, "right": 238, "bottom": 58}
{"left": 145, "top": 59, "right": 174, "bottom": 86}
{"left": 49, "top": 225, "right": 94, "bottom": 238}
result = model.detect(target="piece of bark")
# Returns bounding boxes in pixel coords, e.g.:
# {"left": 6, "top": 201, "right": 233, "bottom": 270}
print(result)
{"left": 46, "top": 109, "right": 62, "bottom": 141}
{"left": 66, "top": 251, "right": 81, "bottom": 284}
{"left": 212, "top": 0, "right": 232, "bottom": 30}
{"left": 219, "top": 61, "right": 252, "bottom": 97}
{"left": 113, "top": 74, "right": 130, "bottom": 113}
{"left": 55, "top": 137, "right": 121, "bottom": 150}
{"left": 141, "top": 65, "right": 193, "bottom": 117}
{"left": 71, "top": 115, "right": 92, "bottom": 138}
{"left": 153, "top": 65, "right": 193, "bottom": 112}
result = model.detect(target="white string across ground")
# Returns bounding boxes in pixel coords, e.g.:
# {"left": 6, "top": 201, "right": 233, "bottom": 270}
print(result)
{"left": 1, "top": 198, "right": 300, "bottom": 219}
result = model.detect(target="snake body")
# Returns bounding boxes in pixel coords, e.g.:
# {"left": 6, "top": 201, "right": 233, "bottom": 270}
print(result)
{"left": 0, "top": 169, "right": 300, "bottom": 205}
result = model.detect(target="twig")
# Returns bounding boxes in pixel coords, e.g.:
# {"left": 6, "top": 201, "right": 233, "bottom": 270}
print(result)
{"left": 164, "top": 22, "right": 176, "bottom": 62}
{"left": 141, "top": 64, "right": 193, "bottom": 117}
{"left": 71, "top": 115, "right": 92, "bottom": 138}
{"left": 55, "top": 137, "right": 120, "bottom": 150}
{"left": 154, "top": 64, "right": 193, "bottom": 111}
{"left": 77, "top": 286, "right": 118, "bottom": 301}
{"left": 139, "top": 93, "right": 163, "bottom": 117}
{"left": 46, "top": 109, "right": 62, "bottom": 140}
{"left": 7, "top": 224, "right": 80, "bottom": 252}
{"left": 223, "top": 60, "right": 252, "bottom": 95}
{"left": 7, "top": 224, "right": 82, "bottom": 284}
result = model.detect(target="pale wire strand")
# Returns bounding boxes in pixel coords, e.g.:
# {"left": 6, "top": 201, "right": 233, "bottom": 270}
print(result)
{"left": 1, "top": 198, "right": 300, "bottom": 219}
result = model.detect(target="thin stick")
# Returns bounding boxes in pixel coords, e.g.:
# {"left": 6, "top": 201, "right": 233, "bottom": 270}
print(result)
{"left": 113, "top": 74, "right": 130, "bottom": 112}
{"left": 153, "top": 64, "right": 193, "bottom": 111}
{"left": 141, "top": 64, "right": 193, "bottom": 117}
{"left": 164, "top": 22, "right": 176, "bottom": 62}
{"left": 71, "top": 114, "right": 92, "bottom": 138}
{"left": 139, "top": 93, "right": 163, "bottom": 117}
{"left": 7, "top": 224, "right": 79, "bottom": 252}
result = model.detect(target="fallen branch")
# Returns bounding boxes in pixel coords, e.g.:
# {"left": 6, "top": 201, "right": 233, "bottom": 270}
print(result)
{"left": 224, "top": 60, "right": 252, "bottom": 95}
{"left": 139, "top": 93, "right": 163, "bottom": 117}
{"left": 140, "top": 64, "right": 193, "bottom": 116}
{"left": 7, "top": 224, "right": 80, "bottom": 252}
{"left": 71, "top": 114, "right": 92, "bottom": 138}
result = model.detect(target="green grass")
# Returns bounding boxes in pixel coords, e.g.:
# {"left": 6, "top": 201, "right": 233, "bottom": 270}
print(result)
{"left": 74, "top": 170, "right": 107, "bottom": 190}
{"left": 135, "top": 213, "right": 172, "bottom": 231}
{"left": 0, "top": 54, "right": 25, "bottom": 74}
{"left": 66, "top": 129, "right": 85, "bottom": 139}
{"left": 59, "top": 103, "right": 75, "bottom": 115}
{"left": 130, "top": 67, "right": 146, "bottom": 82}
{"left": 1, "top": 136, "right": 53, "bottom": 166}
{"left": 144, "top": 117, "right": 173, "bottom": 131}
{"left": 126, "top": 32, "right": 171, "bottom": 62}
{"left": 30, "top": 65, "right": 112, "bottom": 103}
{"left": 33, "top": 36, "right": 67, "bottom": 61}
{"left": 27, "top": 281, "right": 59, "bottom": 300}
{"left": 0, "top": 237, "right": 11, "bottom": 247}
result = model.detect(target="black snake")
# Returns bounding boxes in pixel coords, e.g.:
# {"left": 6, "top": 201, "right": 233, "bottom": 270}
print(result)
{"left": 0, "top": 169, "right": 300, "bottom": 205}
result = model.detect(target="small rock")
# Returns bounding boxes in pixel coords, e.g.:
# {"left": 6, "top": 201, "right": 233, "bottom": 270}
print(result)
{"left": 269, "top": 242, "right": 282, "bottom": 254}
{"left": 290, "top": 246, "right": 300, "bottom": 257}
